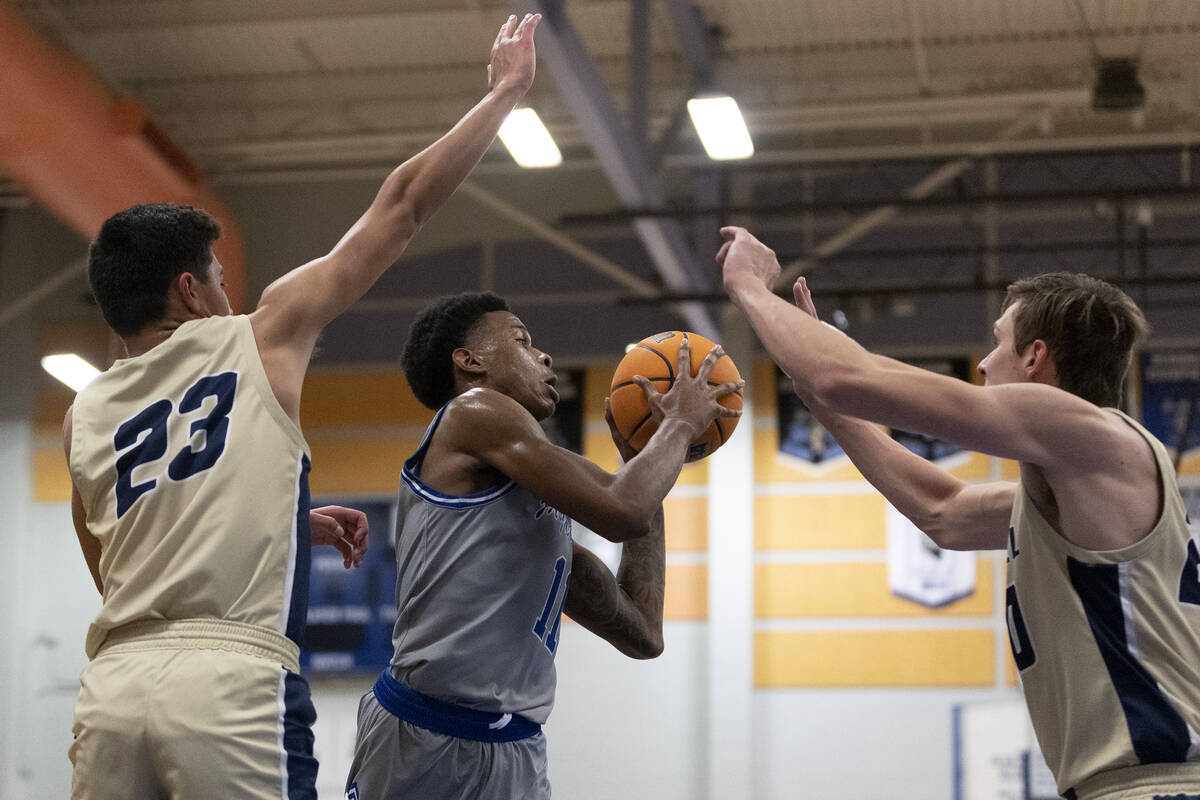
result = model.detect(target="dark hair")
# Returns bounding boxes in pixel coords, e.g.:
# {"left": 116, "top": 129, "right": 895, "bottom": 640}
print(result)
{"left": 401, "top": 292, "right": 510, "bottom": 410}
{"left": 88, "top": 203, "right": 221, "bottom": 337}
{"left": 1002, "top": 272, "right": 1149, "bottom": 407}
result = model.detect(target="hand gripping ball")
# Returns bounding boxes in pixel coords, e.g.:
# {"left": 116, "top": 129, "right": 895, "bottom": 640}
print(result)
{"left": 608, "top": 331, "right": 742, "bottom": 462}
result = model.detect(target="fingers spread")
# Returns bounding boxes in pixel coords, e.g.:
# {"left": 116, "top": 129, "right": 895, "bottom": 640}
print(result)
{"left": 676, "top": 333, "right": 691, "bottom": 375}
{"left": 696, "top": 344, "right": 724, "bottom": 380}
{"left": 713, "top": 379, "right": 744, "bottom": 399}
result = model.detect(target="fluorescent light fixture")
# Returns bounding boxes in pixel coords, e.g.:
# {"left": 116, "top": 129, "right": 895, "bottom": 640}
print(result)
{"left": 41, "top": 353, "right": 100, "bottom": 392}
{"left": 687, "top": 95, "right": 754, "bottom": 160}
{"left": 498, "top": 108, "right": 562, "bottom": 168}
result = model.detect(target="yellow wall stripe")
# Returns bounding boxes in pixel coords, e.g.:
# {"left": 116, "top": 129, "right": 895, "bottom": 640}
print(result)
{"left": 755, "top": 494, "right": 887, "bottom": 550}
{"left": 755, "top": 430, "right": 867, "bottom": 483}
{"left": 308, "top": 436, "right": 421, "bottom": 496}
{"left": 34, "top": 447, "right": 71, "bottom": 503}
{"left": 300, "top": 370, "right": 432, "bottom": 429}
{"left": 664, "top": 563, "right": 708, "bottom": 620}
{"left": 756, "top": 560, "right": 994, "bottom": 618}
{"left": 755, "top": 629, "right": 995, "bottom": 687}
{"left": 664, "top": 496, "right": 708, "bottom": 552}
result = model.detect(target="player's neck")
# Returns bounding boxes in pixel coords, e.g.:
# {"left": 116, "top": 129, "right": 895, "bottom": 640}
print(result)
{"left": 123, "top": 313, "right": 200, "bottom": 357}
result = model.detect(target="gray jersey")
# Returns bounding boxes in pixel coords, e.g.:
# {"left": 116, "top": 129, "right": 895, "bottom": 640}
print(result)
{"left": 388, "top": 404, "right": 574, "bottom": 725}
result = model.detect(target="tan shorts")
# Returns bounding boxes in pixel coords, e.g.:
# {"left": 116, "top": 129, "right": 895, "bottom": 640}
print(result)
{"left": 69, "top": 619, "right": 317, "bottom": 800}
{"left": 1073, "top": 761, "right": 1200, "bottom": 799}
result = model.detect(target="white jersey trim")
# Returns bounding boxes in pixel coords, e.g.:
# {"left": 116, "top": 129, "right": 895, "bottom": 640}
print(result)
{"left": 281, "top": 449, "right": 303, "bottom": 635}
{"left": 276, "top": 669, "right": 289, "bottom": 800}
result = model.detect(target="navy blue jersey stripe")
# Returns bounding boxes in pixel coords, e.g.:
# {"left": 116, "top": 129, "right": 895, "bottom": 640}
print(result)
{"left": 401, "top": 402, "right": 515, "bottom": 508}
{"left": 1068, "top": 556, "right": 1191, "bottom": 764}
{"left": 286, "top": 454, "right": 312, "bottom": 645}
{"left": 282, "top": 671, "right": 318, "bottom": 800}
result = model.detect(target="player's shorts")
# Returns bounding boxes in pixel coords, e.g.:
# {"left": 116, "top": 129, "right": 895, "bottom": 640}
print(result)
{"left": 344, "top": 673, "right": 550, "bottom": 800}
{"left": 1067, "top": 761, "right": 1200, "bottom": 799}
{"left": 70, "top": 619, "right": 318, "bottom": 800}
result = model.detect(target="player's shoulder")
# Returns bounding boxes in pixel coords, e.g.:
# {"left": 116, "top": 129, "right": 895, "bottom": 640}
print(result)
{"left": 448, "top": 387, "right": 525, "bottom": 416}
{"left": 441, "top": 388, "right": 540, "bottom": 441}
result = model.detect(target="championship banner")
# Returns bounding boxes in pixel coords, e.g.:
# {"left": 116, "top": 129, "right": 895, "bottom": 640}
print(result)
{"left": 1140, "top": 351, "right": 1200, "bottom": 477}
{"left": 886, "top": 502, "right": 976, "bottom": 608}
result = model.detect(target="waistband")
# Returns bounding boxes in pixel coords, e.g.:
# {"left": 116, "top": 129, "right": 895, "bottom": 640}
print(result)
{"left": 90, "top": 619, "right": 300, "bottom": 673}
{"left": 1070, "top": 762, "right": 1200, "bottom": 799}
{"left": 372, "top": 671, "right": 541, "bottom": 743}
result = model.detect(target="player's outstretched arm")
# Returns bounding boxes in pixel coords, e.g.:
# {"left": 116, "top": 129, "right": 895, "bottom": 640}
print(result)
{"left": 787, "top": 278, "right": 1012, "bottom": 551}
{"left": 250, "top": 13, "right": 541, "bottom": 419}
{"left": 717, "top": 226, "right": 1122, "bottom": 474}
{"left": 446, "top": 338, "right": 742, "bottom": 542}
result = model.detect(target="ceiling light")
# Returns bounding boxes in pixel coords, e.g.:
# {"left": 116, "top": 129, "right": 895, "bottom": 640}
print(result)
{"left": 687, "top": 95, "right": 754, "bottom": 160}
{"left": 41, "top": 353, "right": 100, "bottom": 391}
{"left": 498, "top": 108, "right": 562, "bottom": 168}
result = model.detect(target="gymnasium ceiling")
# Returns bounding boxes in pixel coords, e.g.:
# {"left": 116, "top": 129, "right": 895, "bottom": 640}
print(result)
{"left": 4, "top": 0, "right": 1200, "bottom": 369}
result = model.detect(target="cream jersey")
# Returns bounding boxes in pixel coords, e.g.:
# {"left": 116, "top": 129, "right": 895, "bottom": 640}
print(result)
{"left": 1006, "top": 409, "right": 1200, "bottom": 798}
{"left": 69, "top": 315, "right": 313, "bottom": 659}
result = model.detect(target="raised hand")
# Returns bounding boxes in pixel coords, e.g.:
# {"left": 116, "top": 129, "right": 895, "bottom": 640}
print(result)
{"left": 310, "top": 505, "right": 369, "bottom": 569}
{"left": 633, "top": 334, "right": 743, "bottom": 440}
{"left": 488, "top": 13, "right": 541, "bottom": 96}
{"left": 793, "top": 276, "right": 818, "bottom": 318}
{"left": 716, "top": 226, "right": 782, "bottom": 301}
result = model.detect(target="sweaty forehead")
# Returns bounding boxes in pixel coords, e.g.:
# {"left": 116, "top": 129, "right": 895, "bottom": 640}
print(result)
{"left": 470, "top": 310, "right": 525, "bottom": 343}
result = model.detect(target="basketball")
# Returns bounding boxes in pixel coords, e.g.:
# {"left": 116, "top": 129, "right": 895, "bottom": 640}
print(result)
{"left": 608, "top": 331, "right": 742, "bottom": 462}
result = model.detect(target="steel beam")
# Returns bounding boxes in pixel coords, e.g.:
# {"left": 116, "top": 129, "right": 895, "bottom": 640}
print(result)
{"left": 778, "top": 115, "right": 1039, "bottom": 285}
{"left": 510, "top": 0, "right": 716, "bottom": 337}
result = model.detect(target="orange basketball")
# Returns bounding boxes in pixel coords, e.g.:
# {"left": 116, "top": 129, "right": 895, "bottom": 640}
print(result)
{"left": 608, "top": 331, "right": 742, "bottom": 462}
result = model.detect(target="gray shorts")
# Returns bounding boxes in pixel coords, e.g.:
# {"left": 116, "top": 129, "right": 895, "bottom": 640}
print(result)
{"left": 345, "top": 691, "right": 550, "bottom": 800}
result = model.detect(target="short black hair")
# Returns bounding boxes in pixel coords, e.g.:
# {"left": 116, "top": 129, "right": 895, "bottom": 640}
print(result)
{"left": 88, "top": 203, "right": 221, "bottom": 337}
{"left": 402, "top": 292, "right": 510, "bottom": 410}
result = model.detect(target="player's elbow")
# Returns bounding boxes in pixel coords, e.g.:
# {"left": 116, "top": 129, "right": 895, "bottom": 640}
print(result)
{"left": 618, "top": 630, "right": 664, "bottom": 660}
{"left": 808, "top": 357, "right": 883, "bottom": 419}
{"left": 809, "top": 363, "right": 859, "bottom": 412}
{"left": 598, "top": 512, "right": 654, "bottom": 543}
{"left": 381, "top": 196, "right": 421, "bottom": 244}
{"left": 916, "top": 509, "right": 974, "bottom": 551}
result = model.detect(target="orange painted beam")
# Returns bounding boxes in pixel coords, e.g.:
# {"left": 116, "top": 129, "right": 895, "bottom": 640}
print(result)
{"left": 0, "top": 4, "right": 245, "bottom": 310}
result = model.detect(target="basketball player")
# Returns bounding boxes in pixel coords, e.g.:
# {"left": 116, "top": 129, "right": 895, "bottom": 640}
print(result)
{"left": 343, "top": 292, "right": 742, "bottom": 800}
{"left": 718, "top": 225, "right": 1200, "bottom": 800}
{"left": 63, "top": 14, "right": 542, "bottom": 799}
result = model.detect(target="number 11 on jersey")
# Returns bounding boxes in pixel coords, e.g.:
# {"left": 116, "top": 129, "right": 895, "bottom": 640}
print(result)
{"left": 533, "top": 556, "right": 570, "bottom": 654}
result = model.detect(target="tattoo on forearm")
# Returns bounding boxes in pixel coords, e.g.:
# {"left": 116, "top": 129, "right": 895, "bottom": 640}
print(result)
{"left": 565, "top": 507, "right": 666, "bottom": 656}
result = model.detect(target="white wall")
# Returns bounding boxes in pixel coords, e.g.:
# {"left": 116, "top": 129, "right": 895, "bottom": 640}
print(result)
{"left": 305, "top": 624, "right": 1023, "bottom": 800}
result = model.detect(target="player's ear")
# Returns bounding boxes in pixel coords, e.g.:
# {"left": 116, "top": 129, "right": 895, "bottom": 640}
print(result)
{"left": 452, "top": 346, "right": 485, "bottom": 376}
{"left": 1024, "top": 339, "right": 1054, "bottom": 380}
{"left": 176, "top": 271, "right": 205, "bottom": 315}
